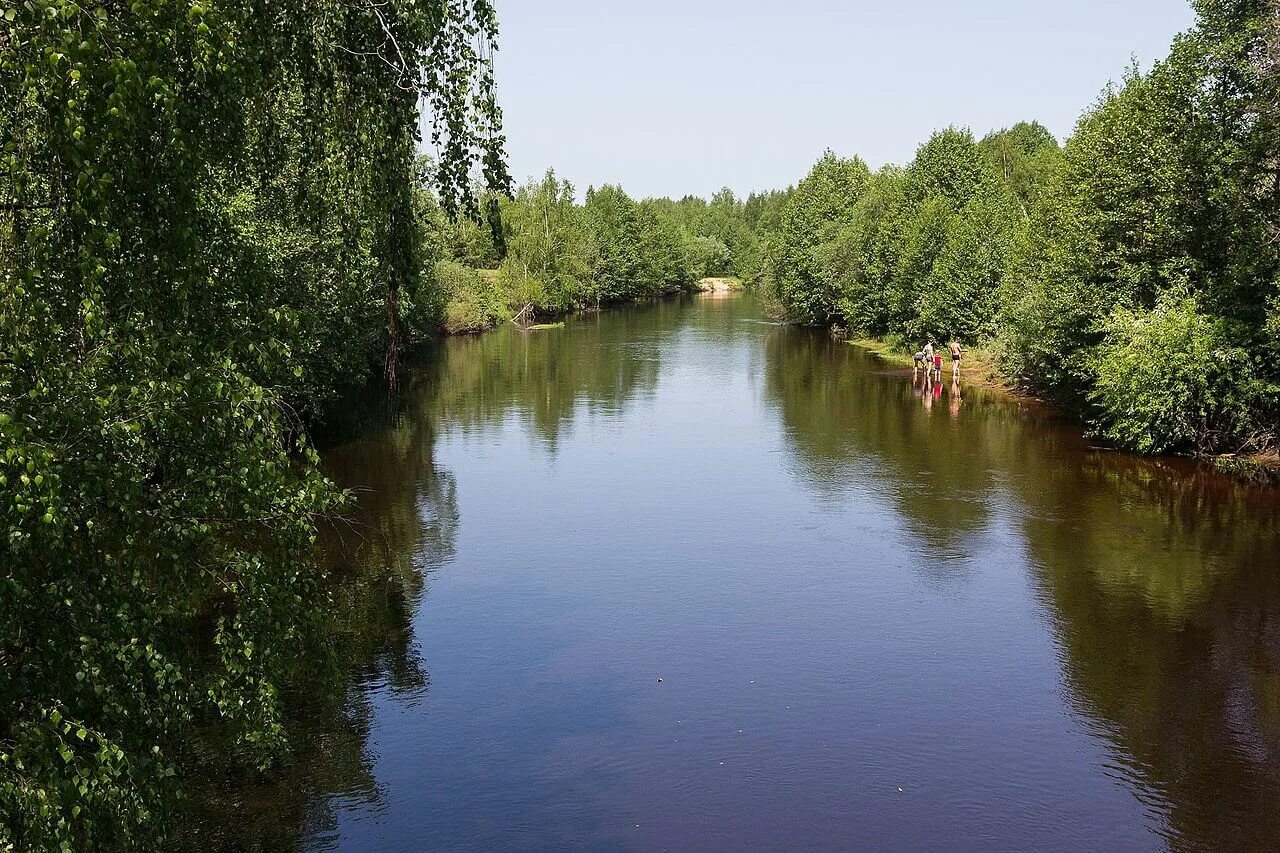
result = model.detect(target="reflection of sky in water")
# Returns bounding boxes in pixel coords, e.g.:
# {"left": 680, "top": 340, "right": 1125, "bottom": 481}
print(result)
{"left": 282, "top": 294, "right": 1280, "bottom": 852}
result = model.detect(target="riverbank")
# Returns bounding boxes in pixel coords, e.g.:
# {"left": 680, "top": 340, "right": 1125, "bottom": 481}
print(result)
{"left": 845, "top": 338, "right": 1021, "bottom": 398}
{"left": 440, "top": 267, "right": 702, "bottom": 336}
{"left": 845, "top": 335, "right": 1278, "bottom": 489}
{"left": 1214, "top": 453, "right": 1280, "bottom": 487}
{"left": 698, "top": 276, "right": 743, "bottom": 293}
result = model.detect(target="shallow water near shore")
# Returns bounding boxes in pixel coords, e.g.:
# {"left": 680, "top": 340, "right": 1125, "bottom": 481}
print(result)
{"left": 205, "top": 292, "right": 1280, "bottom": 851}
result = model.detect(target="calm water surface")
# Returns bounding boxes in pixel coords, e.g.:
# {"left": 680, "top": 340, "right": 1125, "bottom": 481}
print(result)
{"left": 212, "top": 293, "right": 1280, "bottom": 851}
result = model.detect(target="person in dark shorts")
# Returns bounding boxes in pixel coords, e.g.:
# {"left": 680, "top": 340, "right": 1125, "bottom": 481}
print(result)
{"left": 949, "top": 339, "right": 963, "bottom": 380}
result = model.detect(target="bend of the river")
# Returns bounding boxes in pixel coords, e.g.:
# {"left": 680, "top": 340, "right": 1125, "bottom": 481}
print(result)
{"left": 201, "top": 292, "right": 1280, "bottom": 851}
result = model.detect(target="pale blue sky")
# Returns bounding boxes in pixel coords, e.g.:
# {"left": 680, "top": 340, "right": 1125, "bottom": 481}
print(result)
{"left": 483, "top": 1, "right": 1197, "bottom": 199}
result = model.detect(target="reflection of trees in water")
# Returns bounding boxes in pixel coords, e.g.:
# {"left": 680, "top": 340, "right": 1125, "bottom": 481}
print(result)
{"left": 178, "top": 298, "right": 678, "bottom": 849}
{"left": 1011, "top": 449, "right": 1280, "bottom": 849}
{"left": 763, "top": 323, "right": 1280, "bottom": 846}
{"left": 421, "top": 297, "right": 685, "bottom": 449}
{"left": 182, "top": 296, "right": 1280, "bottom": 849}
{"left": 177, "top": 366, "right": 460, "bottom": 851}
{"left": 761, "top": 327, "right": 1019, "bottom": 572}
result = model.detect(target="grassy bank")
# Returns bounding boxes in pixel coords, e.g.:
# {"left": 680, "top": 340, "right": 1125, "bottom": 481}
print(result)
{"left": 846, "top": 338, "right": 1015, "bottom": 394}
{"left": 847, "top": 337, "right": 1278, "bottom": 488}
{"left": 846, "top": 338, "right": 913, "bottom": 368}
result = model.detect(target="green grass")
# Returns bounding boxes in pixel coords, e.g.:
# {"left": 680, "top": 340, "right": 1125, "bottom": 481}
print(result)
{"left": 847, "top": 338, "right": 1014, "bottom": 392}
{"left": 847, "top": 338, "right": 914, "bottom": 367}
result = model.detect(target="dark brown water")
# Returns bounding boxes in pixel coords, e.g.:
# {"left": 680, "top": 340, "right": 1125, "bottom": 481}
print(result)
{"left": 201, "top": 293, "right": 1280, "bottom": 851}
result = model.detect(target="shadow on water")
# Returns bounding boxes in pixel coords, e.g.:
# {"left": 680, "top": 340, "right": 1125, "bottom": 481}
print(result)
{"left": 175, "top": 356, "right": 459, "bottom": 851}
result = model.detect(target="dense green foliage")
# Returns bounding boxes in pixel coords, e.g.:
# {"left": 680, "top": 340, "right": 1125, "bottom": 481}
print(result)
{"left": 428, "top": 171, "right": 784, "bottom": 328}
{"left": 438, "top": 262, "right": 505, "bottom": 334}
{"left": 1088, "top": 288, "right": 1260, "bottom": 453}
{"left": 761, "top": 0, "right": 1278, "bottom": 456}
{"left": 1, "top": 1, "right": 508, "bottom": 847}
{"left": 773, "top": 152, "right": 872, "bottom": 324}
{"left": 582, "top": 184, "right": 694, "bottom": 303}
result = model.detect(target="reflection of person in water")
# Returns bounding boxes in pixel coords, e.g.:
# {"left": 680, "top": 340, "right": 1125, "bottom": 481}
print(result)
{"left": 912, "top": 369, "right": 925, "bottom": 399}
{"left": 949, "top": 377, "right": 961, "bottom": 418}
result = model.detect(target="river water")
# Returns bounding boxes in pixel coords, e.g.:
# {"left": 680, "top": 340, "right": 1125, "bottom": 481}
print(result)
{"left": 206, "top": 293, "right": 1280, "bottom": 851}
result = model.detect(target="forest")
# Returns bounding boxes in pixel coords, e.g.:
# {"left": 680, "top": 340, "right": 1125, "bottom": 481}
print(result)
{"left": 419, "top": 170, "right": 787, "bottom": 332}
{"left": 1, "top": 0, "right": 1277, "bottom": 849}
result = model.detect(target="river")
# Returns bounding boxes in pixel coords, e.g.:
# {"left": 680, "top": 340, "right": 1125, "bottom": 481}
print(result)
{"left": 197, "top": 292, "right": 1280, "bottom": 851}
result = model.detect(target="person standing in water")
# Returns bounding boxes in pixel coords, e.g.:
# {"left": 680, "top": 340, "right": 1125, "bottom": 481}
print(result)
{"left": 949, "top": 339, "right": 963, "bottom": 380}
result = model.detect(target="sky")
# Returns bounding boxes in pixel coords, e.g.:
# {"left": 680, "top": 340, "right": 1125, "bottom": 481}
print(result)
{"left": 479, "top": 0, "right": 1197, "bottom": 200}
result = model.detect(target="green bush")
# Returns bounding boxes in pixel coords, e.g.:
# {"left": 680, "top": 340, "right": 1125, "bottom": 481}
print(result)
{"left": 498, "top": 265, "right": 549, "bottom": 318}
{"left": 436, "top": 262, "right": 506, "bottom": 334}
{"left": 689, "top": 235, "right": 732, "bottom": 279}
{"left": 828, "top": 167, "right": 906, "bottom": 335}
{"left": 497, "top": 172, "right": 588, "bottom": 312}
{"left": 1088, "top": 290, "right": 1260, "bottom": 454}
{"left": 882, "top": 332, "right": 907, "bottom": 355}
